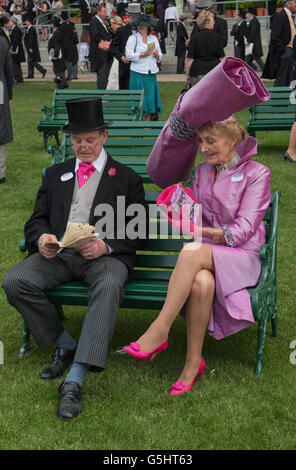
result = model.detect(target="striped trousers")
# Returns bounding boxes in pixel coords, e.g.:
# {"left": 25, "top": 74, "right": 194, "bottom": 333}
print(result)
{"left": 2, "top": 250, "right": 128, "bottom": 370}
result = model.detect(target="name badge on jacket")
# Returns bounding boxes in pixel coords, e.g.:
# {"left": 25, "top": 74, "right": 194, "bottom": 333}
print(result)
{"left": 61, "top": 172, "right": 74, "bottom": 182}
{"left": 231, "top": 174, "right": 244, "bottom": 183}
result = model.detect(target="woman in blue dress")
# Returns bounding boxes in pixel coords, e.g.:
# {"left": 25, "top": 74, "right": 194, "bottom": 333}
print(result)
{"left": 125, "top": 15, "right": 162, "bottom": 121}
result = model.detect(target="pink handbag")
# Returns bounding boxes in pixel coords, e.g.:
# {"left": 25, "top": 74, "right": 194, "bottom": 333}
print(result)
{"left": 157, "top": 183, "right": 201, "bottom": 239}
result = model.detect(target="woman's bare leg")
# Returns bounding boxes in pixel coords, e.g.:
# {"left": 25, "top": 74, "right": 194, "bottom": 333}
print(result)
{"left": 136, "top": 243, "right": 215, "bottom": 351}
{"left": 177, "top": 269, "right": 215, "bottom": 385}
{"left": 286, "top": 122, "right": 296, "bottom": 160}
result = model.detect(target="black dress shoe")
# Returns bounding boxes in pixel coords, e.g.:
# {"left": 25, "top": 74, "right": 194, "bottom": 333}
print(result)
{"left": 42, "top": 70, "right": 47, "bottom": 78}
{"left": 40, "top": 348, "right": 75, "bottom": 380}
{"left": 57, "top": 381, "right": 82, "bottom": 419}
{"left": 0, "top": 178, "right": 5, "bottom": 184}
{"left": 284, "top": 151, "right": 296, "bottom": 163}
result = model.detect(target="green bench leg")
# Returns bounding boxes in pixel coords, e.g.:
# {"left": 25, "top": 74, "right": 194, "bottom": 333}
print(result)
{"left": 271, "top": 314, "right": 279, "bottom": 338}
{"left": 18, "top": 305, "right": 65, "bottom": 358}
{"left": 18, "top": 321, "right": 31, "bottom": 358}
{"left": 43, "top": 131, "right": 60, "bottom": 152}
{"left": 43, "top": 131, "right": 49, "bottom": 152}
{"left": 254, "top": 316, "right": 268, "bottom": 378}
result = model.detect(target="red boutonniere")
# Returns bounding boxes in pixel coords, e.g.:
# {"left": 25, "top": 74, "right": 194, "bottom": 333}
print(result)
{"left": 108, "top": 168, "right": 116, "bottom": 178}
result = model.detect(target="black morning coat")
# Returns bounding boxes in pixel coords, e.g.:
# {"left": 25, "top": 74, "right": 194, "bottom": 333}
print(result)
{"left": 262, "top": 8, "right": 292, "bottom": 79}
{"left": 24, "top": 155, "right": 147, "bottom": 273}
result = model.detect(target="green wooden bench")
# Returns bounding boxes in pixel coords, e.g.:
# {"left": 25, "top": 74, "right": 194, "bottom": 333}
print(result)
{"left": 48, "top": 121, "right": 166, "bottom": 184}
{"left": 247, "top": 86, "right": 295, "bottom": 137}
{"left": 18, "top": 188, "right": 281, "bottom": 378}
{"left": 37, "top": 89, "right": 145, "bottom": 150}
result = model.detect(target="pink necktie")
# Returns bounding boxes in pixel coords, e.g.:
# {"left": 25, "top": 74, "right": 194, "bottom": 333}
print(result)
{"left": 77, "top": 162, "right": 96, "bottom": 188}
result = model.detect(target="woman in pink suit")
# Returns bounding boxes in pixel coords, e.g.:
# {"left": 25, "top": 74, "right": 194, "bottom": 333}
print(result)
{"left": 123, "top": 117, "right": 271, "bottom": 396}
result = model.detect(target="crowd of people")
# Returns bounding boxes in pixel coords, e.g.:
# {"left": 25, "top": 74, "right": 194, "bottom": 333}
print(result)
{"left": 2, "top": 1, "right": 296, "bottom": 94}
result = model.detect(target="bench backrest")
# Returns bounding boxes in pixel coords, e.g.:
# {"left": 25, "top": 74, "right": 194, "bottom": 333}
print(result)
{"left": 51, "top": 89, "right": 145, "bottom": 121}
{"left": 249, "top": 86, "right": 295, "bottom": 121}
{"left": 49, "top": 121, "right": 166, "bottom": 183}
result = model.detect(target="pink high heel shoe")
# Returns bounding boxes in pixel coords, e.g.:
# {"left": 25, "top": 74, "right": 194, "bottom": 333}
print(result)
{"left": 122, "top": 338, "right": 168, "bottom": 361}
{"left": 169, "top": 357, "right": 206, "bottom": 396}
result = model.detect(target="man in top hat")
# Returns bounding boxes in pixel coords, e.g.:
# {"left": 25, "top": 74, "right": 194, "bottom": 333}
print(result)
{"left": 262, "top": 0, "right": 296, "bottom": 85}
{"left": 23, "top": 16, "right": 47, "bottom": 79}
{"left": 230, "top": 10, "right": 247, "bottom": 60}
{"left": 48, "top": 16, "right": 68, "bottom": 89}
{"left": 9, "top": 15, "right": 26, "bottom": 83}
{"left": 175, "top": 14, "right": 189, "bottom": 74}
{"left": 245, "top": 7, "right": 265, "bottom": 73}
{"left": 2, "top": 97, "right": 146, "bottom": 419}
{"left": 59, "top": 10, "right": 79, "bottom": 81}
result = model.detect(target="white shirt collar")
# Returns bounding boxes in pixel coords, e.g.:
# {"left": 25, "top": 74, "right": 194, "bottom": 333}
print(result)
{"left": 96, "top": 15, "right": 108, "bottom": 30}
{"left": 284, "top": 7, "right": 292, "bottom": 16}
{"left": 75, "top": 147, "right": 106, "bottom": 173}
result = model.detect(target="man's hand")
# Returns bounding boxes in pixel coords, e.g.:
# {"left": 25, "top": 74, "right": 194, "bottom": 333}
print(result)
{"left": 98, "top": 40, "right": 110, "bottom": 51}
{"left": 121, "top": 55, "right": 130, "bottom": 64}
{"left": 38, "top": 234, "right": 59, "bottom": 259}
{"left": 76, "top": 238, "right": 109, "bottom": 260}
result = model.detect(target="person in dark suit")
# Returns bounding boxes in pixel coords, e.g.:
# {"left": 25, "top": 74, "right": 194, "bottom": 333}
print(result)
{"left": 0, "top": 15, "right": 11, "bottom": 46}
{"left": 175, "top": 14, "right": 189, "bottom": 74}
{"left": 109, "top": 17, "right": 133, "bottom": 89}
{"left": 9, "top": 15, "right": 25, "bottom": 83}
{"left": 60, "top": 11, "right": 79, "bottom": 81}
{"left": 230, "top": 11, "right": 247, "bottom": 60}
{"left": 186, "top": 10, "right": 224, "bottom": 86}
{"left": 245, "top": 8, "right": 265, "bottom": 72}
{"left": 23, "top": 16, "right": 47, "bottom": 79}
{"left": 89, "top": 4, "right": 113, "bottom": 89}
{"left": 262, "top": 0, "right": 296, "bottom": 85}
{"left": 0, "top": 35, "right": 14, "bottom": 184}
{"left": 48, "top": 17, "right": 68, "bottom": 89}
{"left": 207, "top": 5, "right": 228, "bottom": 49}
{"left": 192, "top": 5, "right": 228, "bottom": 49}
{"left": 2, "top": 97, "right": 146, "bottom": 419}
{"left": 79, "top": 0, "right": 92, "bottom": 28}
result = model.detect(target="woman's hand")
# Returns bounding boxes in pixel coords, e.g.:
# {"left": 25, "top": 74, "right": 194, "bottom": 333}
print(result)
{"left": 152, "top": 49, "right": 159, "bottom": 60}
{"left": 140, "top": 49, "right": 152, "bottom": 58}
{"left": 186, "top": 76, "right": 191, "bottom": 84}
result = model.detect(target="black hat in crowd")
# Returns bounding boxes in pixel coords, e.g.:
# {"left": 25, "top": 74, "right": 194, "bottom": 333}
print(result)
{"left": 52, "top": 17, "right": 61, "bottom": 28}
{"left": 238, "top": 9, "right": 246, "bottom": 18}
{"left": 247, "top": 7, "right": 257, "bottom": 15}
{"left": 60, "top": 10, "right": 69, "bottom": 20}
{"left": 62, "top": 98, "right": 113, "bottom": 134}
{"left": 132, "top": 14, "right": 157, "bottom": 29}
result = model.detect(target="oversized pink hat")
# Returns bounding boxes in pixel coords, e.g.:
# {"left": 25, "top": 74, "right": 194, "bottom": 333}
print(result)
{"left": 146, "top": 57, "right": 270, "bottom": 188}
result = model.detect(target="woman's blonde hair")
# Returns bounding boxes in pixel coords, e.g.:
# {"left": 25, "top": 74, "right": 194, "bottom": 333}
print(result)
{"left": 196, "top": 10, "right": 214, "bottom": 29}
{"left": 198, "top": 119, "right": 246, "bottom": 144}
{"left": 110, "top": 15, "right": 124, "bottom": 27}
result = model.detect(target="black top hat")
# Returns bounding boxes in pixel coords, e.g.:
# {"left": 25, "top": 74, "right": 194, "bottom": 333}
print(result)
{"left": 61, "top": 98, "right": 113, "bottom": 134}
{"left": 247, "top": 7, "right": 257, "bottom": 15}
{"left": 52, "top": 17, "right": 61, "bottom": 28}
{"left": 132, "top": 14, "right": 157, "bottom": 29}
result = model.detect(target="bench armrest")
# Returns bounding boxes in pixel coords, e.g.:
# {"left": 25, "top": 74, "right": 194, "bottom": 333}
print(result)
{"left": 41, "top": 105, "right": 54, "bottom": 120}
{"left": 19, "top": 237, "right": 28, "bottom": 253}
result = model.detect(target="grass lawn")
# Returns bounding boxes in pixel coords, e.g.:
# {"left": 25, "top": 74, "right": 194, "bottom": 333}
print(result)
{"left": 0, "top": 80, "right": 295, "bottom": 450}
